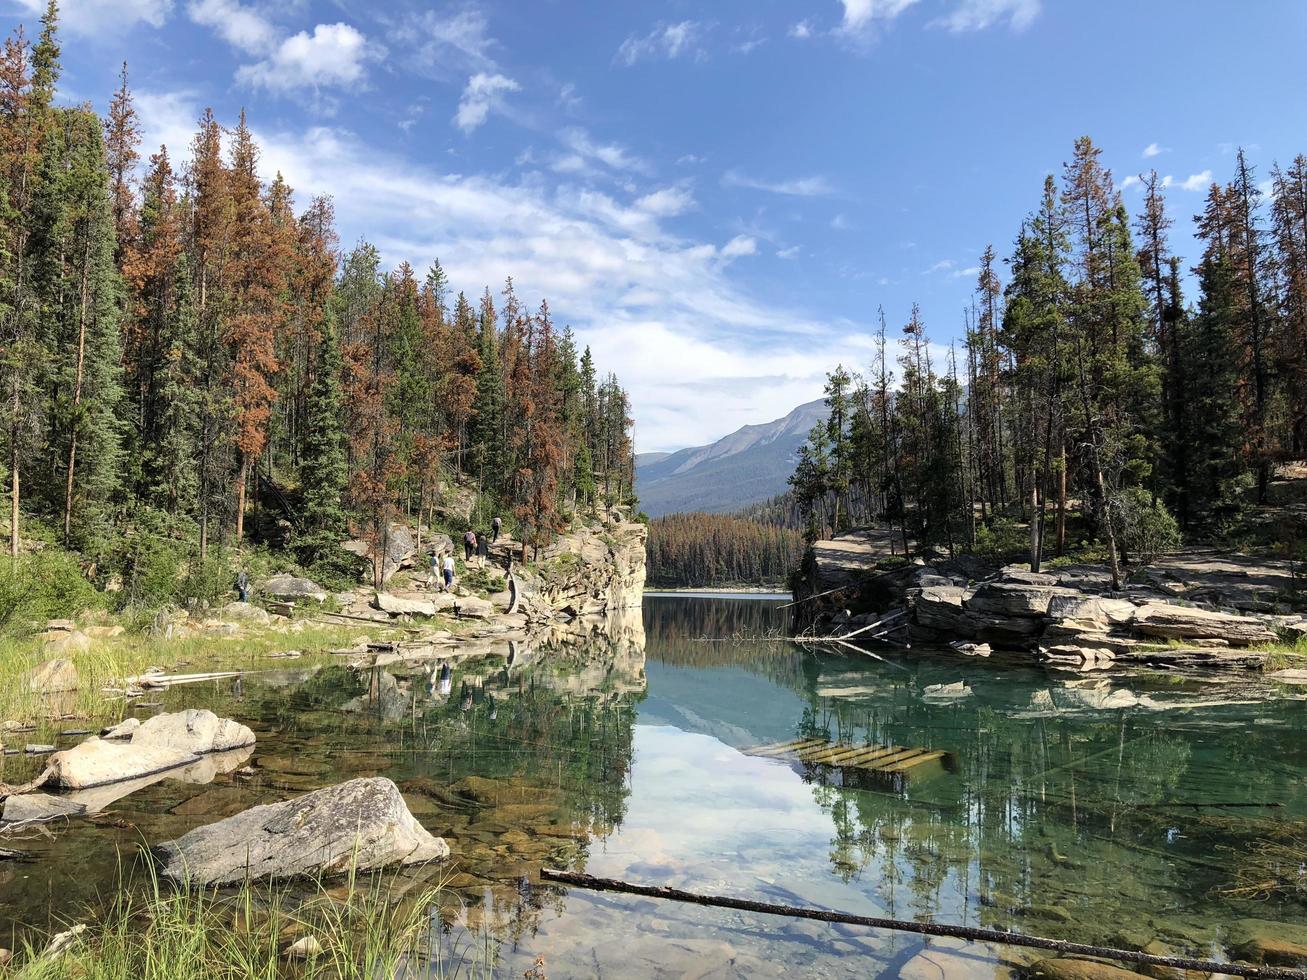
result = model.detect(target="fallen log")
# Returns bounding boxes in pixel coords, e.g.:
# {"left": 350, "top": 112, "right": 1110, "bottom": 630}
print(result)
{"left": 539, "top": 869, "right": 1305, "bottom": 979}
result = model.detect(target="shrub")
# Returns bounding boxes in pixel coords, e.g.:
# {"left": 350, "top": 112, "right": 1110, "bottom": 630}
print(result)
{"left": 1114, "top": 487, "right": 1181, "bottom": 562}
{"left": 0, "top": 549, "right": 101, "bottom": 633}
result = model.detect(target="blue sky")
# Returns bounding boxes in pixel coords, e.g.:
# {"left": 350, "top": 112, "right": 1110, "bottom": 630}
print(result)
{"left": 14, "top": 0, "right": 1307, "bottom": 451}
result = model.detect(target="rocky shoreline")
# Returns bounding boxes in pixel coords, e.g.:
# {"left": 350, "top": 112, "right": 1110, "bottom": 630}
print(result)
{"left": 792, "top": 530, "right": 1306, "bottom": 672}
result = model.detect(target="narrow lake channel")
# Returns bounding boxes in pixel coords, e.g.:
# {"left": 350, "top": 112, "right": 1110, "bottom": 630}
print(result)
{"left": 4, "top": 593, "right": 1307, "bottom": 977}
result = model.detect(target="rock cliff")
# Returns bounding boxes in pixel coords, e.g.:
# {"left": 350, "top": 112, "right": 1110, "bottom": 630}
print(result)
{"left": 515, "top": 517, "right": 647, "bottom": 624}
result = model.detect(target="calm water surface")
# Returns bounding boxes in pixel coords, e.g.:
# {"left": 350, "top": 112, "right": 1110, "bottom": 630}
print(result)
{"left": 3, "top": 594, "right": 1307, "bottom": 977}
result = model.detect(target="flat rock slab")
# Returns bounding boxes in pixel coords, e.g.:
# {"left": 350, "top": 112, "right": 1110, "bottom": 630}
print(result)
{"left": 154, "top": 777, "right": 449, "bottom": 886}
{"left": 2, "top": 793, "right": 87, "bottom": 824}
{"left": 46, "top": 709, "right": 255, "bottom": 790}
{"left": 1133, "top": 603, "right": 1279, "bottom": 646}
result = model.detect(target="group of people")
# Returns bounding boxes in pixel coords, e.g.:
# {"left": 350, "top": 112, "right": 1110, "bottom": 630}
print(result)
{"left": 430, "top": 516, "right": 503, "bottom": 590}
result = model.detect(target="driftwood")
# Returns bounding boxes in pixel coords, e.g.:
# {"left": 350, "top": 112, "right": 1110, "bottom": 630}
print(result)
{"left": 539, "top": 869, "right": 1307, "bottom": 980}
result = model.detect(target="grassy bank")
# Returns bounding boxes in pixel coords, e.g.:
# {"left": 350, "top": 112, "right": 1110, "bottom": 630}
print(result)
{"left": 9, "top": 868, "right": 495, "bottom": 979}
{"left": 0, "top": 619, "right": 386, "bottom": 731}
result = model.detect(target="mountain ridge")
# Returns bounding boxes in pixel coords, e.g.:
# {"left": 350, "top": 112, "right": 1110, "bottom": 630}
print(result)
{"left": 636, "top": 400, "right": 827, "bottom": 518}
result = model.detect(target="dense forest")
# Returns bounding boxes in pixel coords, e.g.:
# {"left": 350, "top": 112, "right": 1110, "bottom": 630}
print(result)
{"left": 789, "top": 136, "right": 1307, "bottom": 585}
{"left": 645, "top": 511, "right": 804, "bottom": 588}
{"left": 0, "top": 4, "right": 635, "bottom": 610}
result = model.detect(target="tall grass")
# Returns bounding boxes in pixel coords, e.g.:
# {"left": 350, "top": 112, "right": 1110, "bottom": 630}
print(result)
{"left": 0, "top": 622, "right": 379, "bottom": 728}
{"left": 11, "top": 864, "right": 498, "bottom": 979}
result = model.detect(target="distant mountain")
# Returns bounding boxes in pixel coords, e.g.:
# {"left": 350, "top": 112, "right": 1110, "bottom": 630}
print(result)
{"left": 636, "top": 400, "right": 827, "bottom": 518}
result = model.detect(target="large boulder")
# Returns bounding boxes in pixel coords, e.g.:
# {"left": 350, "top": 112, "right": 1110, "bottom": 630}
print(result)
{"left": 373, "top": 592, "right": 438, "bottom": 617}
{"left": 967, "top": 581, "right": 1073, "bottom": 618}
{"left": 1133, "top": 603, "right": 1279, "bottom": 646}
{"left": 28, "top": 658, "right": 79, "bottom": 694}
{"left": 154, "top": 777, "right": 449, "bottom": 885}
{"left": 1046, "top": 593, "right": 1137, "bottom": 628}
{"left": 914, "top": 586, "right": 975, "bottom": 634}
{"left": 259, "top": 575, "right": 327, "bottom": 603}
{"left": 343, "top": 524, "right": 418, "bottom": 584}
{"left": 426, "top": 533, "right": 454, "bottom": 557}
{"left": 454, "top": 596, "right": 495, "bottom": 620}
{"left": 46, "top": 709, "right": 255, "bottom": 790}
{"left": 39, "top": 630, "right": 93, "bottom": 657}
{"left": 216, "top": 601, "right": 272, "bottom": 625}
{"left": 1027, "top": 958, "right": 1153, "bottom": 980}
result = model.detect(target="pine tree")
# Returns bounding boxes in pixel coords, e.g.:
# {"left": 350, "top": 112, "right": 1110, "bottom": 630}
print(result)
{"left": 297, "top": 308, "right": 349, "bottom": 566}
{"left": 469, "top": 286, "right": 505, "bottom": 495}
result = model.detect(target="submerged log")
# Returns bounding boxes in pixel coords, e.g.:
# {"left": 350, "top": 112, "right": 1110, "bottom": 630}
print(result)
{"left": 539, "top": 869, "right": 1307, "bottom": 980}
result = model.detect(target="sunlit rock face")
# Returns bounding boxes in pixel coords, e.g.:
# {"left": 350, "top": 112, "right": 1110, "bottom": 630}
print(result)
{"left": 516, "top": 519, "right": 648, "bottom": 624}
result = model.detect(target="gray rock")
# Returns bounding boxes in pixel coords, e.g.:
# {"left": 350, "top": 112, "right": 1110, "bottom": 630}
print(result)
{"left": 47, "top": 710, "right": 255, "bottom": 790}
{"left": 373, "top": 592, "right": 437, "bottom": 617}
{"left": 217, "top": 601, "right": 273, "bottom": 625}
{"left": 426, "top": 533, "right": 454, "bottom": 557}
{"left": 454, "top": 596, "right": 495, "bottom": 619}
{"left": 914, "top": 586, "right": 975, "bottom": 634}
{"left": 967, "top": 581, "right": 1073, "bottom": 617}
{"left": 259, "top": 575, "right": 327, "bottom": 603}
{"left": 1133, "top": 603, "right": 1279, "bottom": 646}
{"left": 1046, "top": 593, "right": 1137, "bottom": 627}
{"left": 29, "top": 658, "right": 79, "bottom": 694}
{"left": 2, "top": 793, "right": 87, "bottom": 824}
{"left": 154, "top": 777, "right": 449, "bottom": 885}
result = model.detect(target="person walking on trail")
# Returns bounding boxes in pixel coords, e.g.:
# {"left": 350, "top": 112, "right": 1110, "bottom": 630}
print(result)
{"left": 236, "top": 570, "right": 250, "bottom": 604}
{"left": 477, "top": 532, "right": 490, "bottom": 568}
{"left": 492, "top": 516, "right": 502, "bottom": 543}
{"left": 442, "top": 553, "right": 455, "bottom": 591}
{"left": 429, "top": 551, "right": 440, "bottom": 584}
{"left": 463, "top": 530, "right": 477, "bottom": 562}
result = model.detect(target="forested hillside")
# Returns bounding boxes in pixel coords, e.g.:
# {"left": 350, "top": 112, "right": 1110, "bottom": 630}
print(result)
{"left": 646, "top": 512, "right": 804, "bottom": 588}
{"left": 789, "top": 136, "right": 1307, "bottom": 584}
{"left": 0, "top": 5, "right": 634, "bottom": 617}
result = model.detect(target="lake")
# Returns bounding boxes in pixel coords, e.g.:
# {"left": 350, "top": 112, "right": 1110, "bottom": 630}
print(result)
{"left": 3, "top": 594, "right": 1306, "bottom": 976}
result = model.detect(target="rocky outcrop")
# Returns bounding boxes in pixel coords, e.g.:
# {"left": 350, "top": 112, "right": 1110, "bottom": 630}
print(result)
{"left": 342, "top": 523, "right": 417, "bottom": 584}
{"left": 792, "top": 533, "right": 1301, "bottom": 668}
{"left": 514, "top": 518, "right": 647, "bottom": 625}
{"left": 154, "top": 777, "right": 449, "bottom": 885}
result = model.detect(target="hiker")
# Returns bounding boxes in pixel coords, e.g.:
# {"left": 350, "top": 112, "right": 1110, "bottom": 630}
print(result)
{"left": 235, "top": 570, "right": 250, "bottom": 603}
{"left": 463, "top": 529, "right": 477, "bottom": 562}
{"left": 429, "top": 551, "right": 440, "bottom": 584}
{"left": 442, "top": 553, "right": 455, "bottom": 591}
{"left": 491, "top": 515, "right": 502, "bottom": 543}
{"left": 477, "top": 532, "right": 490, "bottom": 567}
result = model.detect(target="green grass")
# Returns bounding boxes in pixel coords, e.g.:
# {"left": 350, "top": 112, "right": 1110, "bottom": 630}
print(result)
{"left": 0, "top": 619, "right": 385, "bottom": 730}
{"left": 10, "top": 865, "right": 497, "bottom": 979}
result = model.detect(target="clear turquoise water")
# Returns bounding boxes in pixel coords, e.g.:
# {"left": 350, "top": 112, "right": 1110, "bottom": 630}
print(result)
{"left": 3, "top": 594, "right": 1307, "bottom": 976}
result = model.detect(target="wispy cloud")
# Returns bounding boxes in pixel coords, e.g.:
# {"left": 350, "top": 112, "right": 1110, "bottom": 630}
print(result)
{"left": 839, "top": 0, "right": 921, "bottom": 34}
{"left": 789, "top": 21, "right": 813, "bottom": 39}
{"left": 1159, "top": 170, "right": 1213, "bottom": 192}
{"left": 17, "top": 0, "right": 173, "bottom": 32}
{"left": 1121, "top": 174, "right": 1141, "bottom": 191}
{"left": 454, "top": 72, "right": 519, "bottom": 133}
{"left": 395, "top": 4, "right": 498, "bottom": 80}
{"left": 721, "top": 235, "right": 758, "bottom": 259}
{"left": 634, "top": 186, "right": 696, "bottom": 217}
{"left": 923, "top": 259, "right": 955, "bottom": 274}
{"left": 776, "top": 245, "right": 801, "bottom": 259}
{"left": 558, "top": 128, "right": 650, "bottom": 175}
{"left": 933, "top": 0, "right": 1041, "bottom": 32}
{"left": 1143, "top": 141, "right": 1167, "bottom": 158}
{"left": 616, "top": 20, "right": 705, "bottom": 65}
{"left": 722, "top": 169, "right": 834, "bottom": 197}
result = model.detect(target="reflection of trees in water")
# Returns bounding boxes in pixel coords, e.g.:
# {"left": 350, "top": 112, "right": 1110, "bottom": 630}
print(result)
{"left": 644, "top": 597, "right": 809, "bottom": 689}
{"left": 776, "top": 656, "right": 1307, "bottom": 944}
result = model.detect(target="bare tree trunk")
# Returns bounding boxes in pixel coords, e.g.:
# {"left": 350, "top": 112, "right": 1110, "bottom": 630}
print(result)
{"left": 234, "top": 454, "right": 248, "bottom": 543}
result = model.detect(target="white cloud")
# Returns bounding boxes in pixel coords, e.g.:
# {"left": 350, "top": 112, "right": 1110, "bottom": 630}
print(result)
{"left": 634, "top": 186, "right": 695, "bottom": 217}
{"left": 1180, "top": 169, "right": 1213, "bottom": 192}
{"left": 789, "top": 20, "right": 813, "bottom": 38}
{"left": 722, "top": 169, "right": 834, "bottom": 197}
{"left": 840, "top": 0, "right": 921, "bottom": 33}
{"left": 400, "top": 4, "right": 497, "bottom": 77}
{"left": 454, "top": 72, "right": 519, "bottom": 133}
{"left": 1143, "top": 142, "right": 1166, "bottom": 158}
{"left": 189, "top": 0, "right": 374, "bottom": 96}
{"left": 616, "top": 20, "right": 704, "bottom": 65}
{"left": 830, "top": 213, "right": 851, "bottom": 230}
{"left": 721, "top": 235, "right": 758, "bottom": 259}
{"left": 559, "top": 128, "right": 649, "bottom": 174}
{"left": 951, "top": 265, "right": 980, "bottom": 279}
{"left": 923, "top": 259, "right": 955, "bottom": 274}
{"left": 15, "top": 0, "right": 172, "bottom": 32}
{"left": 934, "top": 0, "right": 1040, "bottom": 32}
{"left": 776, "top": 245, "right": 801, "bottom": 259}
{"left": 1121, "top": 174, "right": 1141, "bottom": 191}
{"left": 238, "top": 23, "right": 371, "bottom": 93}
{"left": 187, "top": 0, "right": 277, "bottom": 53}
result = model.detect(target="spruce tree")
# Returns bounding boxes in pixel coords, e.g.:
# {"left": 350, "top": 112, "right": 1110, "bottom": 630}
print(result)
{"left": 298, "top": 309, "right": 349, "bottom": 567}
